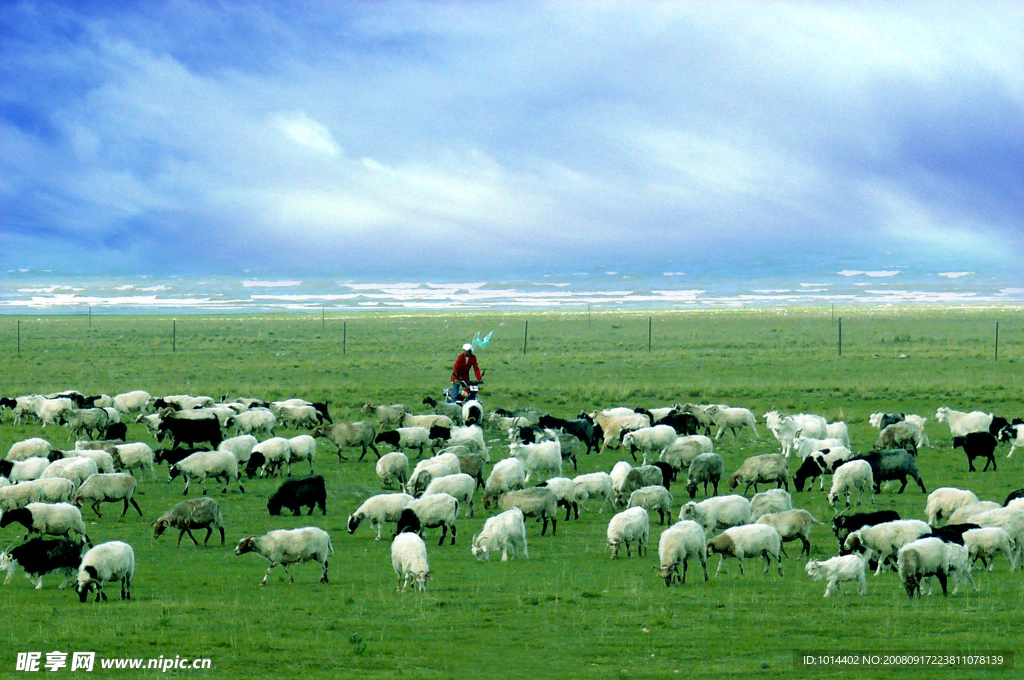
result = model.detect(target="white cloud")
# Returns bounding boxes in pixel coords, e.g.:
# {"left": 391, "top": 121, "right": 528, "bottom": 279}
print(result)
{"left": 270, "top": 111, "right": 341, "bottom": 156}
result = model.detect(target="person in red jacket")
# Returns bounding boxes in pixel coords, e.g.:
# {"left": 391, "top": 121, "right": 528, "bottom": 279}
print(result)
{"left": 449, "top": 343, "right": 482, "bottom": 401}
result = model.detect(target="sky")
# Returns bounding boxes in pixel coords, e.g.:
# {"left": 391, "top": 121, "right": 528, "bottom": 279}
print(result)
{"left": 1, "top": 1, "right": 1022, "bottom": 278}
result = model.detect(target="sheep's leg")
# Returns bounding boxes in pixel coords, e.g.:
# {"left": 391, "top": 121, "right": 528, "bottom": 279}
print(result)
{"left": 936, "top": 570, "right": 948, "bottom": 596}
{"left": 736, "top": 556, "right": 745, "bottom": 576}
{"left": 800, "top": 536, "right": 811, "bottom": 558}
{"left": 282, "top": 564, "right": 295, "bottom": 585}
{"left": 201, "top": 528, "right": 212, "bottom": 545}
{"left": 700, "top": 556, "right": 709, "bottom": 581}
{"left": 218, "top": 527, "right": 226, "bottom": 545}
{"left": 92, "top": 501, "right": 103, "bottom": 518}
{"left": 540, "top": 516, "right": 549, "bottom": 537}
{"left": 449, "top": 523, "right": 457, "bottom": 545}
{"left": 335, "top": 442, "right": 348, "bottom": 462}
{"left": 714, "top": 555, "right": 725, "bottom": 576}
{"left": 779, "top": 544, "right": 790, "bottom": 559}
{"left": 551, "top": 516, "right": 557, "bottom": 537}
{"left": 182, "top": 477, "right": 191, "bottom": 496}
{"left": 320, "top": 559, "right": 329, "bottom": 584}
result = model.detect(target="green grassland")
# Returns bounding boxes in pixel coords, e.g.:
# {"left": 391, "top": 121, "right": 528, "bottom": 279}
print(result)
{"left": 1, "top": 307, "right": 1022, "bottom": 679}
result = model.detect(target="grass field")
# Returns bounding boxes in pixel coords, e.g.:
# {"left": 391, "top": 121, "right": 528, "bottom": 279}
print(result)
{"left": 1, "top": 307, "right": 1022, "bottom": 678}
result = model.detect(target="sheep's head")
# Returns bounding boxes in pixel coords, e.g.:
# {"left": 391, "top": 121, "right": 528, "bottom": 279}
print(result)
{"left": 151, "top": 518, "right": 171, "bottom": 538}
{"left": 413, "top": 571, "right": 431, "bottom": 591}
{"left": 234, "top": 536, "right": 257, "bottom": 556}
{"left": 346, "top": 513, "right": 364, "bottom": 534}
{"left": 805, "top": 560, "right": 823, "bottom": 579}
{"left": 843, "top": 531, "right": 863, "bottom": 553}
{"left": 728, "top": 474, "right": 740, "bottom": 490}
{"left": 657, "top": 562, "right": 679, "bottom": 586}
{"left": 0, "top": 548, "right": 16, "bottom": 583}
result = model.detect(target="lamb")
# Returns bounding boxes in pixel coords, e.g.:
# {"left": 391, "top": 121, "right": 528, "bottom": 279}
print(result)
{"left": 621, "top": 425, "right": 678, "bottom": 463}
{"left": 471, "top": 508, "right": 528, "bottom": 561}
{"left": 607, "top": 506, "right": 650, "bottom": 558}
{"left": 766, "top": 412, "right": 827, "bottom": 458}
{"left": 234, "top": 527, "right": 333, "bottom": 586}
{"left": 230, "top": 408, "right": 277, "bottom": 438}
{"left": 952, "top": 432, "right": 998, "bottom": 472}
{"left": 897, "top": 537, "right": 954, "bottom": 598}
{"left": 401, "top": 492, "right": 460, "bottom": 545}
{"left": 792, "top": 435, "right": 846, "bottom": 462}
{"left": 423, "top": 473, "right": 476, "bottom": 518}
{"left": 420, "top": 397, "right": 463, "bottom": 425}
{"left": 33, "top": 478, "right": 76, "bottom": 503}
{"left": 0, "top": 481, "right": 42, "bottom": 512}
{"left": 152, "top": 497, "right": 225, "bottom": 547}
{"left": 250, "top": 437, "right": 293, "bottom": 477}
{"left": 0, "top": 537, "right": 82, "bottom": 589}
{"left": 963, "top": 527, "right": 1016, "bottom": 572}
{"left": 924, "top": 488, "right": 980, "bottom": 526}
{"left": 5, "top": 438, "right": 55, "bottom": 462}
{"left": 537, "top": 477, "right": 580, "bottom": 520}
{"left": 805, "top": 554, "right": 867, "bottom": 597}
{"left": 72, "top": 473, "right": 143, "bottom": 518}
{"left": 678, "top": 495, "right": 752, "bottom": 536}
{"left": 168, "top": 451, "right": 245, "bottom": 495}
{"left": 0, "top": 457, "right": 51, "bottom": 483}
{"left": 875, "top": 421, "right": 923, "bottom": 455}
{"left": 1001, "top": 423, "right": 1024, "bottom": 458}
{"left": 112, "top": 390, "right": 151, "bottom": 415}
{"left": 312, "top": 422, "right": 378, "bottom": 461}
{"left": 728, "top": 454, "right": 789, "bottom": 495}
{"left": 0, "top": 503, "right": 90, "bottom": 545}
{"left": 704, "top": 405, "right": 759, "bottom": 440}
{"left": 706, "top": 524, "right": 783, "bottom": 577}
{"left": 287, "top": 435, "right": 317, "bottom": 474}
{"left": 966, "top": 507, "right": 1024, "bottom": 563}
{"left": 482, "top": 458, "right": 526, "bottom": 508}
{"left": 615, "top": 465, "right": 667, "bottom": 507}
{"left": 948, "top": 502, "right": 1001, "bottom": 525}
{"left": 627, "top": 485, "right": 673, "bottom": 526}
{"left": 656, "top": 520, "right": 708, "bottom": 585}
{"left": 391, "top": 532, "right": 431, "bottom": 591}
{"left": 935, "top": 406, "right": 993, "bottom": 439}
{"left": 827, "top": 460, "right": 874, "bottom": 509}
{"left": 347, "top": 493, "right": 414, "bottom": 540}
{"left": 749, "top": 488, "right": 792, "bottom": 521}
{"left": 375, "top": 427, "right": 432, "bottom": 459}
{"left": 499, "top": 487, "right": 558, "bottom": 536}
{"left": 509, "top": 440, "right": 562, "bottom": 483}
{"left": 572, "top": 472, "right": 614, "bottom": 513}
{"left": 376, "top": 452, "right": 410, "bottom": 489}
{"left": 684, "top": 453, "right": 724, "bottom": 499}
{"left": 406, "top": 452, "right": 461, "bottom": 497}
{"left": 40, "top": 457, "right": 98, "bottom": 488}
{"left": 757, "top": 509, "right": 822, "bottom": 557}
{"left": 843, "top": 519, "right": 931, "bottom": 575}
{"left": 75, "top": 541, "right": 135, "bottom": 602}
{"left": 267, "top": 476, "right": 327, "bottom": 516}
{"left": 853, "top": 449, "right": 926, "bottom": 495}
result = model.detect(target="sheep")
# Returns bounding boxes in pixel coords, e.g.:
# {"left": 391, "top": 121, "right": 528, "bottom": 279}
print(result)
{"left": 597, "top": 414, "right": 651, "bottom": 453}
{"left": 111, "top": 443, "right": 158, "bottom": 482}
{"left": 966, "top": 508, "right": 1024, "bottom": 563}
{"left": 168, "top": 451, "right": 245, "bottom": 495}
{"left": 1001, "top": 423, "right": 1024, "bottom": 458}
{"left": 33, "top": 478, "right": 75, "bottom": 503}
{"left": 0, "top": 457, "right": 51, "bottom": 483}
{"left": 402, "top": 492, "right": 460, "bottom": 545}
{"left": 939, "top": 541, "right": 978, "bottom": 595}
{"left": 287, "top": 435, "right": 317, "bottom": 474}
{"left": 843, "top": 519, "right": 931, "bottom": 575}
{"left": 555, "top": 432, "right": 581, "bottom": 472}
{"left": 0, "top": 537, "right": 82, "bottom": 590}
{"left": 75, "top": 541, "right": 135, "bottom": 602}
{"left": 935, "top": 406, "right": 993, "bottom": 439}
{"left": 832, "top": 510, "right": 901, "bottom": 553}
{"left": 706, "top": 524, "right": 783, "bottom": 577}
{"left": 136, "top": 412, "right": 164, "bottom": 436}
{"left": 423, "top": 473, "right": 476, "bottom": 518}
{"left": 112, "top": 390, "right": 150, "bottom": 415}
{"left": 230, "top": 408, "right": 277, "bottom": 438}
{"left": 875, "top": 421, "right": 922, "bottom": 455}
{"left": 376, "top": 452, "right": 410, "bottom": 490}
{"left": 0, "top": 481, "right": 42, "bottom": 512}
{"left": 609, "top": 461, "right": 633, "bottom": 491}
{"left": 267, "top": 476, "right": 327, "bottom": 516}
{"left": 802, "top": 447, "right": 855, "bottom": 491}
{"left": 925, "top": 488, "right": 980, "bottom": 526}
{"left": 152, "top": 497, "right": 225, "bottom": 547}
{"left": 615, "top": 465, "right": 667, "bottom": 508}
{"left": 827, "top": 460, "right": 874, "bottom": 509}
{"left": 678, "top": 495, "right": 752, "bottom": 536}
{"left": 766, "top": 412, "right": 828, "bottom": 458}
{"left": 72, "top": 473, "right": 143, "bottom": 518}
{"left": 963, "top": 527, "right": 1016, "bottom": 572}
{"left": 509, "top": 440, "right": 562, "bottom": 483}
{"left": 40, "top": 457, "right": 98, "bottom": 488}
{"left": 499, "top": 487, "right": 558, "bottom": 536}
{"left": 53, "top": 448, "right": 115, "bottom": 474}
{"left": 486, "top": 413, "right": 530, "bottom": 431}
{"left": 402, "top": 413, "right": 454, "bottom": 430}
{"left": 825, "top": 421, "right": 851, "bottom": 448}
{"left": 952, "top": 432, "right": 998, "bottom": 472}
{"left": 406, "top": 452, "right": 461, "bottom": 497}
{"left": 897, "top": 537, "right": 955, "bottom": 598}
{"left": 0, "top": 503, "right": 90, "bottom": 545}
{"left": 391, "top": 532, "right": 431, "bottom": 591}
{"left": 275, "top": 405, "right": 321, "bottom": 430}
{"left": 792, "top": 435, "right": 846, "bottom": 462}
{"left": 482, "top": 458, "right": 526, "bottom": 508}
{"left": 871, "top": 413, "right": 931, "bottom": 447}
{"left": 607, "top": 506, "right": 650, "bottom": 558}
{"left": 450, "top": 448, "right": 486, "bottom": 488}
{"left": 442, "top": 425, "right": 489, "bottom": 461}
{"left": 347, "top": 493, "right": 414, "bottom": 540}
{"left": 471, "top": 508, "right": 528, "bottom": 561}
{"left": 1004, "top": 488, "right": 1024, "bottom": 506}
{"left": 312, "top": 422, "right": 378, "bottom": 461}
{"left": 627, "top": 485, "right": 673, "bottom": 526}
{"left": 375, "top": 427, "right": 432, "bottom": 459}
{"left": 6, "top": 438, "right": 55, "bottom": 462}
{"left": 157, "top": 413, "right": 222, "bottom": 450}
{"left": 621, "top": 425, "right": 678, "bottom": 463}
{"left": 420, "top": 397, "right": 463, "bottom": 425}
{"left": 728, "top": 454, "right": 789, "bottom": 495}
{"left": 853, "top": 449, "right": 927, "bottom": 494}
{"left": 948, "top": 501, "right": 1001, "bottom": 525}
{"left": 679, "top": 403, "right": 721, "bottom": 436}
{"left": 572, "top": 472, "right": 614, "bottom": 513}
{"left": 36, "top": 397, "right": 74, "bottom": 427}
{"left": 805, "top": 554, "right": 867, "bottom": 597}
{"left": 757, "top": 509, "right": 822, "bottom": 557}
{"left": 656, "top": 437, "right": 705, "bottom": 474}
{"left": 250, "top": 437, "right": 293, "bottom": 477}
{"left": 537, "top": 414, "right": 603, "bottom": 455}
{"left": 656, "top": 520, "right": 708, "bottom": 585}
{"left": 749, "top": 488, "right": 792, "bottom": 521}
{"left": 363, "top": 401, "right": 414, "bottom": 427}
{"left": 536, "top": 477, "right": 580, "bottom": 520}
{"left": 704, "top": 405, "right": 759, "bottom": 440}
{"left": 218, "top": 434, "right": 258, "bottom": 467}
{"left": 234, "top": 527, "right": 333, "bottom": 586}
{"left": 685, "top": 453, "right": 724, "bottom": 499}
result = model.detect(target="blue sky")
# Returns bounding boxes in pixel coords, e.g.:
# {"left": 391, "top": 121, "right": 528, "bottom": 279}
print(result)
{"left": 1, "top": 1, "right": 1021, "bottom": 277}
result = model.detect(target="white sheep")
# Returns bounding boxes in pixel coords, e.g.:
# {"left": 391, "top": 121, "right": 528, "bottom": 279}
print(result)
{"left": 656, "top": 437, "right": 705, "bottom": 472}
{"left": 963, "top": 527, "right": 1016, "bottom": 572}
{"left": 405, "top": 492, "right": 460, "bottom": 545}
{"left": 704, "top": 405, "right": 759, "bottom": 440}
{"left": 249, "top": 437, "right": 293, "bottom": 477}
{"left": 234, "top": 527, "right": 333, "bottom": 586}
{"left": 897, "top": 537, "right": 954, "bottom": 598}
{"left": 41, "top": 457, "right": 99, "bottom": 488}
{"left": 792, "top": 434, "right": 847, "bottom": 461}
{"left": 33, "top": 478, "right": 76, "bottom": 503}
{"left": 0, "top": 481, "right": 42, "bottom": 512}
{"left": 0, "top": 502, "right": 90, "bottom": 545}
{"left": 827, "top": 460, "right": 874, "bottom": 509}
{"left": 843, "top": 519, "right": 931, "bottom": 575}
{"left": 423, "top": 473, "right": 476, "bottom": 518}
{"left": 287, "top": 435, "right": 317, "bottom": 474}
{"left": 749, "top": 488, "right": 792, "bottom": 521}
{"left": 112, "top": 443, "right": 158, "bottom": 482}
{"left": 37, "top": 397, "right": 74, "bottom": 427}
{"left": 966, "top": 507, "right": 1024, "bottom": 563}
{"left": 573, "top": 471, "right": 614, "bottom": 513}
{"left": 448, "top": 425, "right": 489, "bottom": 461}
{"left": 391, "top": 532, "right": 431, "bottom": 591}
{"left": 622, "top": 425, "right": 678, "bottom": 462}
{"left": 607, "top": 506, "right": 650, "bottom": 558}
{"left": 627, "top": 485, "right": 673, "bottom": 526}
{"left": 112, "top": 390, "right": 151, "bottom": 415}
{"left": 935, "top": 406, "right": 993, "bottom": 438}
{"left": 5, "top": 438, "right": 55, "bottom": 462}
{"left": 609, "top": 461, "right": 633, "bottom": 491}
{"left": 58, "top": 449, "right": 114, "bottom": 474}
{"left": 347, "top": 493, "right": 414, "bottom": 540}
{"left": 406, "top": 452, "right": 461, "bottom": 497}
{"left": 482, "top": 458, "right": 526, "bottom": 508}
{"left": 2, "top": 457, "right": 51, "bottom": 483}
{"left": 401, "top": 413, "right": 454, "bottom": 429}
{"left": 706, "top": 523, "right": 783, "bottom": 577}
{"left": 805, "top": 554, "right": 866, "bottom": 597}
{"left": 656, "top": 520, "right": 708, "bottom": 585}
{"left": 375, "top": 426, "right": 433, "bottom": 459}
{"left": 538, "top": 477, "right": 580, "bottom": 520}
{"left": 232, "top": 408, "right": 277, "bottom": 437}
{"left": 728, "top": 454, "right": 789, "bottom": 495}
{"left": 72, "top": 473, "right": 143, "bottom": 518}
{"left": 471, "top": 508, "right": 528, "bottom": 561}
{"left": 75, "top": 541, "right": 135, "bottom": 602}
{"left": 498, "top": 488, "right": 558, "bottom": 536}
{"left": 361, "top": 402, "right": 411, "bottom": 428}
{"left": 805, "top": 447, "right": 854, "bottom": 490}
{"left": 509, "top": 440, "right": 562, "bottom": 483}
{"left": 376, "top": 452, "right": 410, "bottom": 490}
{"left": 218, "top": 434, "right": 258, "bottom": 466}
{"left": 275, "top": 405, "right": 321, "bottom": 430}
{"left": 169, "top": 451, "right": 245, "bottom": 495}
{"left": 757, "top": 509, "right": 822, "bottom": 557}
{"left": 924, "top": 487, "right": 980, "bottom": 526}
{"left": 948, "top": 501, "right": 1001, "bottom": 525}
{"left": 679, "top": 495, "right": 752, "bottom": 536}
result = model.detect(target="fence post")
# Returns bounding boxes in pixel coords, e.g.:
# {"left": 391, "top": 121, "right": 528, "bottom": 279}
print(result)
{"left": 838, "top": 317, "right": 842, "bottom": 356}
{"left": 523, "top": 320, "right": 528, "bottom": 355}
{"left": 648, "top": 316, "right": 652, "bottom": 353}
{"left": 995, "top": 321, "right": 999, "bottom": 361}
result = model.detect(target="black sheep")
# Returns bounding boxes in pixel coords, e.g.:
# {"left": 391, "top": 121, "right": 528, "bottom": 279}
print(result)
{"left": 952, "top": 432, "right": 998, "bottom": 472}
{"left": 267, "top": 476, "right": 327, "bottom": 516}
{"left": 0, "top": 538, "right": 83, "bottom": 589}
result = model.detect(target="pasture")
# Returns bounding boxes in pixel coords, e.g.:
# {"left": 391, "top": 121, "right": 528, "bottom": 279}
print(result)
{"left": 1, "top": 307, "right": 1022, "bottom": 679}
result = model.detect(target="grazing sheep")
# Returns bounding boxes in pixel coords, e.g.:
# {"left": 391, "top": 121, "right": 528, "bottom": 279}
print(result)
{"left": 499, "top": 487, "right": 558, "bottom": 536}
{"left": 267, "top": 476, "right": 327, "bottom": 516}
{"left": 766, "top": 412, "right": 828, "bottom": 458}
{"left": 275, "top": 405, "right": 321, "bottom": 430}
{"left": 0, "top": 457, "right": 51, "bottom": 484}
{"left": 757, "top": 509, "right": 821, "bottom": 557}
{"left": 948, "top": 501, "right": 1001, "bottom": 525}
{"left": 406, "top": 452, "right": 461, "bottom": 497}
{"left": 312, "top": 422, "right": 378, "bottom": 461}
{"left": 854, "top": 449, "right": 926, "bottom": 495}
{"left": 792, "top": 434, "right": 846, "bottom": 462}
{"left": 423, "top": 473, "right": 476, "bottom": 518}
{"left": 40, "top": 457, "right": 99, "bottom": 489}
{"left": 509, "top": 440, "right": 562, "bottom": 484}
{"left": 728, "top": 454, "right": 789, "bottom": 495}
{"left": 609, "top": 461, "right": 633, "bottom": 492}
{"left": 875, "top": 421, "right": 923, "bottom": 455}
{"left": 420, "top": 397, "right": 463, "bottom": 425}
{"left": 704, "top": 405, "right": 759, "bottom": 440}
{"left": 375, "top": 427, "right": 432, "bottom": 459}
{"left": 843, "top": 519, "right": 931, "bottom": 575}
{"left": 536, "top": 477, "right": 580, "bottom": 520}
{"left": 628, "top": 485, "right": 673, "bottom": 526}
{"left": 750, "top": 489, "right": 792, "bottom": 521}
{"left": 218, "top": 434, "right": 258, "bottom": 466}
{"left": 935, "top": 407, "right": 993, "bottom": 438}
{"left": 805, "top": 554, "right": 867, "bottom": 597}
{"left": 966, "top": 508, "right": 1024, "bottom": 563}
{"left": 615, "top": 465, "right": 667, "bottom": 508}
{"left": 111, "top": 443, "right": 158, "bottom": 482}
{"left": 963, "top": 527, "right": 1016, "bottom": 572}
{"left": 685, "top": 453, "right": 724, "bottom": 499}
{"left": 471, "top": 508, "right": 528, "bottom": 561}
{"left": 897, "top": 537, "right": 953, "bottom": 598}
{"left": 0, "top": 481, "right": 42, "bottom": 512}
{"left": 925, "top": 488, "right": 980, "bottom": 526}
{"left": 657, "top": 437, "right": 706, "bottom": 474}
{"left": 376, "top": 452, "right": 410, "bottom": 490}
{"left": 827, "top": 460, "right": 875, "bottom": 509}
{"left": 607, "top": 506, "right": 650, "bottom": 558}
{"left": 72, "top": 473, "right": 142, "bottom": 518}
{"left": 391, "top": 532, "right": 431, "bottom": 591}
{"left": 679, "top": 495, "right": 752, "bottom": 536}
{"left": 112, "top": 390, "right": 151, "bottom": 415}
{"left": 0, "top": 537, "right": 82, "bottom": 589}
{"left": 152, "top": 497, "right": 225, "bottom": 547}
{"left": 53, "top": 448, "right": 115, "bottom": 475}
{"left": 656, "top": 520, "right": 708, "bottom": 585}
{"left": 832, "top": 510, "right": 901, "bottom": 553}
{"left": 75, "top": 541, "right": 134, "bottom": 602}
{"left": 572, "top": 472, "right": 614, "bottom": 513}
{"left": 0, "top": 503, "right": 90, "bottom": 545}
{"left": 402, "top": 492, "right": 460, "bottom": 545}
{"left": 482, "top": 458, "right": 526, "bottom": 508}
{"left": 5, "top": 438, "right": 55, "bottom": 462}
{"left": 347, "top": 493, "right": 414, "bottom": 540}
{"left": 952, "top": 432, "right": 998, "bottom": 472}
{"left": 234, "top": 527, "right": 333, "bottom": 586}
{"left": 250, "top": 437, "right": 293, "bottom": 477}
{"left": 230, "top": 408, "right": 277, "bottom": 438}
{"left": 168, "top": 451, "right": 245, "bottom": 495}
{"left": 33, "top": 478, "right": 75, "bottom": 504}
{"left": 621, "top": 425, "right": 678, "bottom": 463}
{"left": 706, "top": 524, "right": 783, "bottom": 577}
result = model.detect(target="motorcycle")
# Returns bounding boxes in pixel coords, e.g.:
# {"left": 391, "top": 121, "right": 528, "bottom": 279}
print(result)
{"left": 445, "top": 372, "right": 484, "bottom": 407}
